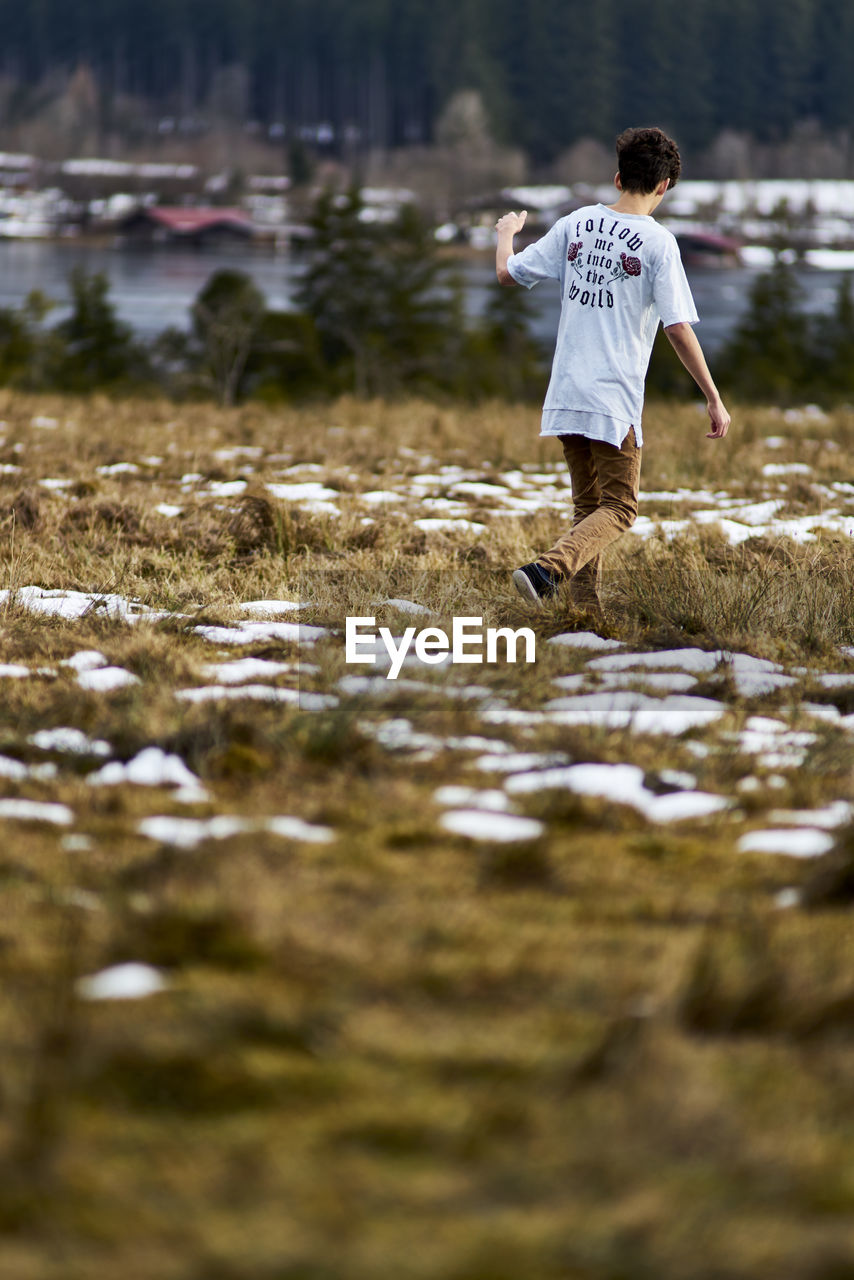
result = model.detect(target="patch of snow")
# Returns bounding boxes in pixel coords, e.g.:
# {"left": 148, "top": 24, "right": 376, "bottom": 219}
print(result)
{"left": 812, "top": 673, "right": 854, "bottom": 689}
{"left": 761, "top": 463, "right": 812, "bottom": 477}
{"left": 266, "top": 481, "right": 339, "bottom": 503}
{"left": 0, "top": 663, "right": 31, "bottom": 678}
{"left": 265, "top": 816, "right": 335, "bottom": 843}
{"left": 359, "top": 718, "right": 444, "bottom": 756}
{"left": 737, "top": 829, "right": 835, "bottom": 858}
{"left": 480, "top": 704, "right": 564, "bottom": 727}
{"left": 205, "top": 480, "right": 248, "bottom": 497}
{"left": 447, "top": 735, "right": 519, "bottom": 752}
{"left": 214, "top": 446, "right": 263, "bottom": 462}
{"left": 659, "top": 769, "right": 698, "bottom": 790}
{"left": 774, "top": 888, "right": 801, "bottom": 909}
{"left": 588, "top": 648, "right": 724, "bottom": 673}
{"left": 192, "top": 621, "right": 328, "bottom": 645}
{"left": 78, "top": 963, "right": 167, "bottom": 1001}
{"left": 338, "top": 671, "right": 490, "bottom": 700}
{"left": 155, "top": 503, "right": 183, "bottom": 518}
{"left": 766, "top": 801, "right": 853, "bottom": 828}
{"left": 361, "top": 490, "right": 403, "bottom": 504}
{"left": 734, "top": 722, "right": 818, "bottom": 769}
{"left": 380, "top": 598, "right": 434, "bottom": 615}
{"left": 138, "top": 815, "right": 249, "bottom": 848}
{"left": 0, "top": 798, "right": 73, "bottom": 825}
{"left": 439, "top": 810, "right": 545, "bottom": 842}
{"left": 277, "top": 463, "right": 325, "bottom": 475}
{"left": 239, "top": 600, "right": 304, "bottom": 615}
{"left": 413, "top": 518, "right": 487, "bottom": 533}
{"left": 743, "top": 715, "right": 787, "bottom": 733}
{"left": 628, "top": 516, "right": 692, "bottom": 542}
{"left": 548, "top": 632, "right": 623, "bottom": 651}
{"left": 588, "top": 647, "right": 797, "bottom": 696}
{"left": 337, "top": 675, "right": 438, "bottom": 696}
{"left": 97, "top": 462, "right": 139, "bottom": 476}
{"left": 798, "top": 702, "right": 841, "bottom": 724}
{"left": 88, "top": 746, "right": 201, "bottom": 790}
{"left": 731, "top": 670, "right": 798, "bottom": 697}
{"left": 450, "top": 481, "right": 512, "bottom": 498}
{"left": 29, "top": 727, "right": 112, "bottom": 756}
{"left": 5, "top": 587, "right": 161, "bottom": 623}
{"left": 549, "top": 674, "right": 587, "bottom": 692}
{"left": 77, "top": 666, "right": 140, "bottom": 692}
{"left": 433, "top": 786, "right": 512, "bottom": 811}
{"left": 199, "top": 658, "right": 294, "bottom": 684}
{"left": 0, "top": 755, "right": 32, "bottom": 780}
{"left": 505, "top": 761, "right": 729, "bottom": 823}
{"left": 545, "top": 690, "right": 726, "bottom": 733}
{"left": 644, "top": 791, "right": 732, "bottom": 822}
{"left": 555, "top": 671, "right": 698, "bottom": 693}
{"left": 415, "top": 498, "right": 470, "bottom": 515}
{"left": 176, "top": 684, "right": 336, "bottom": 708}
{"left": 497, "top": 470, "right": 528, "bottom": 490}
{"left": 61, "top": 650, "right": 108, "bottom": 672}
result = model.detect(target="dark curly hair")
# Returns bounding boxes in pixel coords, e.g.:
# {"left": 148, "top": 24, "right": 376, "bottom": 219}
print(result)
{"left": 616, "top": 127, "right": 681, "bottom": 194}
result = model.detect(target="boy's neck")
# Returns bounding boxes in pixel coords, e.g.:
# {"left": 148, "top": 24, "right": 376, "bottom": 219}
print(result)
{"left": 606, "top": 192, "right": 659, "bottom": 217}
{"left": 605, "top": 176, "right": 668, "bottom": 218}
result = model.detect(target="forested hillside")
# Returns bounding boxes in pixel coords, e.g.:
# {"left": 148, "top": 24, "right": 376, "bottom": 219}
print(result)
{"left": 2, "top": 0, "right": 854, "bottom": 161}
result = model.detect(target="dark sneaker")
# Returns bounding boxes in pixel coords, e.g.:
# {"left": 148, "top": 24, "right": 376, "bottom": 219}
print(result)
{"left": 512, "top": 561, "right": 561, "bottom": 603}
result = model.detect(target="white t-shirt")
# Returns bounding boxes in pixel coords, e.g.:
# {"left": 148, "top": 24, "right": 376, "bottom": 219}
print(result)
{"left": 507, "top": 203, "right": 699, "bottom": 447}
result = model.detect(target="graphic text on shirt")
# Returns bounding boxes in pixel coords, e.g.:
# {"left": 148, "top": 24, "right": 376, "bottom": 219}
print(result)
{"left": 563, "top": 212, "right": 647, "bottom": 309}
{"left": 574, "top": 214, "right": 645, "bottom": 254}
{"left": 567, "top": 281, "right": 614, "bottom": 309}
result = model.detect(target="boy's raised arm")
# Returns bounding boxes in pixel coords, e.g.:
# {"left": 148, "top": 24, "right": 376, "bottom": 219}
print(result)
{"left": 495, "top": 210, "right": 528, "bottom": 286}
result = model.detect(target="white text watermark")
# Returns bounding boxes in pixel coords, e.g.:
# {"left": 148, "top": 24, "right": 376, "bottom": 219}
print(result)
{"left": 345, "top": 616, "right": 536, "bottom": 680}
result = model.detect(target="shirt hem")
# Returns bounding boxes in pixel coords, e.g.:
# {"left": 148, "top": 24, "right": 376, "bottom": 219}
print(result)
{"left": 540, "top": 410, "right": 643, "bottom": 449}
{"left": 660, "top": 314, "right": 700, "bottom": 328}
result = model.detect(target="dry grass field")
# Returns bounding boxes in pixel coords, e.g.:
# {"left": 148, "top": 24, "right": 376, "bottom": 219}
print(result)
{"left": 0, "top": 389, "right": 853, "bottom": 1279}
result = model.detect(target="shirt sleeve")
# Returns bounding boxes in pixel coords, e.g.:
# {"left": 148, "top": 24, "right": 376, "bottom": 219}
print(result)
{"left": 653, "top": 236, "right": 699, "bottom": 327}
{"left": 506, "top": 220, "right": 565, "bottom": 289}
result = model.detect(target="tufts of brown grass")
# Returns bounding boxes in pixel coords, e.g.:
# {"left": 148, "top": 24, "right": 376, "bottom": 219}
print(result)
{"left": 0, "top": 392, "right": 852, "bottom": 1278}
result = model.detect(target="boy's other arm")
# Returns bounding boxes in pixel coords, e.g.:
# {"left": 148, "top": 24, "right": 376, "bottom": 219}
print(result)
{"left": 495, "top": 210, "right": 528, "bottom": 285}
{"left": 664, "top": 321, "right": 731, "bottom": 439}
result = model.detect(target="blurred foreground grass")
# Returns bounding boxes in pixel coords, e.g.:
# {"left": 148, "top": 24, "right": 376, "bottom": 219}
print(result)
{"left": 0, "top": 392, "right": 852, "bottom": 1279}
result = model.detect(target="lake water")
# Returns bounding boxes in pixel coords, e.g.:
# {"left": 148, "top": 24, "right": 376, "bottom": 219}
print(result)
{"left": 0, "top": 238, "right": 850, "bottom": 357}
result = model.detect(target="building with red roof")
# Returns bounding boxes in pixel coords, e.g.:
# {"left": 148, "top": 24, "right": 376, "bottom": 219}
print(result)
{"left": 118, "top": 206, "right": 254, "bottom": 245}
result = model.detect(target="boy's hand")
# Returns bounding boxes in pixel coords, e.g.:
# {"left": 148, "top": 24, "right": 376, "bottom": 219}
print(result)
{"left": 495, "top": 210, "right": 528, "bottom": 236}
{"left": 706, "top": 398, "right": 730, "bottom": 439}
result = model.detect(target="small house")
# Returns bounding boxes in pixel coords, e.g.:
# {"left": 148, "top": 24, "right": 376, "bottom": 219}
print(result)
{"left": 118, "top": 206, "right": 254, "bottom": 246}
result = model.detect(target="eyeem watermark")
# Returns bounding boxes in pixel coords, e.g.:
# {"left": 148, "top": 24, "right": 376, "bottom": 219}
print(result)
{"left": 345, "top": 616, "right": 536, "bottom": 680}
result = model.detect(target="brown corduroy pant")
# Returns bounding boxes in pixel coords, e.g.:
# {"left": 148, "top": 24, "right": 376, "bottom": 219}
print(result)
{"left": 536, "top": 427, "right": 642, "bottom": 611}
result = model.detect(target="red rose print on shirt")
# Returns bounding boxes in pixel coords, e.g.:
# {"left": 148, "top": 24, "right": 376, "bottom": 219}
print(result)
{"left": 611, "top": 252, "right": 642, "bottom": 283}
{"left": 567, "top": 240, "right": 584, "bottom": 276}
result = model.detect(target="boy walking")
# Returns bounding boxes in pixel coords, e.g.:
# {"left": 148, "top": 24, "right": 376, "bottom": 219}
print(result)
{"left": 496, "top": 126, "right": 730, "bottom": 615}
